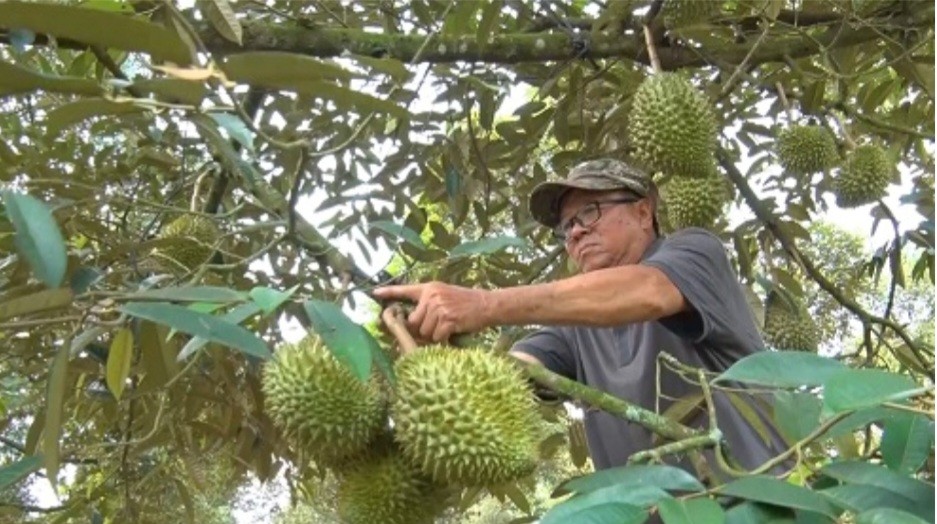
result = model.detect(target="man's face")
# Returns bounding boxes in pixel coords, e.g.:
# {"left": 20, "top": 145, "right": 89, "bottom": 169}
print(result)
{"left": 557, "top": 189, "right": 656, "bottom": 272}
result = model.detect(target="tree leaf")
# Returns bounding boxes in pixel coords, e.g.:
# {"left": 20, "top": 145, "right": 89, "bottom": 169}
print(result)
{"left": 450, "top": 235, "right": 529, "bottom": 257}
{"left": 718, "top": 476, "right": 837, "bottom": 517}
{"left": 45, "top": 98, "right": 146, "bottom": 137}
{"left": 724, "top": 501, "right": 794, "bottom": 524}
{"left": 0, "top": 1, "right": 192, "bottom": 64}
{"left": 724, "top": 391, "right": 773, "bottom": 445}
{"left": 553, "top": 464, "right": 704, "bottom": 497}
{"left": 370, "top": 220, "right": 426, "bottom": 249}
{"left": 208, "top": 112, "right": 254, "bottom": 154}
{"left": 221, "top": 51, "right": 355, "bottom": 85}
{"left": 542, "top": 485, "right": 655, "bottom": 524}
{"left": 881, "top": 413, "right": 935, "bottom": 475}
{"left": 118, "top": 302, "right": 271, "bottom": 360}
{"left": 0, "top": 455, "right": 42, "bottom": 492}
{"left": 822, "top": 369, "right": 920, "bottom": 414}
{"left": 202, "top": 0, "right": 242, "bottom": 45}
{"left": 249, "top": 285, "right": 298, "bottom": 314}
{"left": 820, "top": 484, "right": 923, "bottom": 518}
{"left": 131, "top": 78, "right": 208, "bottom": 105}
{"left": 105, "top": 328, "right": 134, "bottom": 401}
{"left": 820, "top": 460, "right": 935, "bottom": 507}
{"left": 715, "top": 351, "right": 846, "bottom": 388}
{"left": 127, "top": 286, "right": 247, "bottom": 303}
{"left": 0, "top": 288, "right": 73, "bottom": 322}
{"left": 0, "top": 60, "right": 102, "bottom": 96}
{"left": 2, "top": 191, "right": 67, "bottom": 288}
{"left": 772, "top": 391, "right": 821, "bottom": 444}
{"left": 42, "top": 341, "right": 71, "bottom": 488}
{"left": 659, "top": 497, "right": 726, "bottom": 524}
{"left": 856, "top": 508, "right": 930, "bottom": 524}
{"left": 303, "top": 299, "right": 377, "bottom": 382}
{"left": 176, "top": 302, "right": 262, "bottom": 361}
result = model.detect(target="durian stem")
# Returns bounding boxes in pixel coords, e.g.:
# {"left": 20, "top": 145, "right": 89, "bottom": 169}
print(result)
{"left": 832, "top": 110, "right": 857, "bottom": 150}
{"left": 191, "top": 167, "right": 215, "bottom": 213}
{"left": 775, "top": 82, "right": 793, "bottom": 122}
{"left": 516, "top": 359, "right": 703, "bottom": 442}
{"left": 642, "top": 25, "right": 662, "bottom": 74}
{"left": 381, "top": 304, "right": 418, "bottom": 355}
{"left": 628, "top": 431, "right": 722, "bottom": 465}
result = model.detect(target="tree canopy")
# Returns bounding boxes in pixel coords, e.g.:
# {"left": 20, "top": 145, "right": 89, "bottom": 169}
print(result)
{"left": 0, "top": 1, "right": 933, "bottom": 523}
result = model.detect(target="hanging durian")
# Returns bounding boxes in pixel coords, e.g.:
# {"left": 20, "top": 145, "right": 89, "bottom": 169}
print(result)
{"left": 261, "top": 335, "right": 386, "bottom": 466}
{"left": 659, "top": 166, "right": 731, "bottom": 231}
{"left": 661, "top": 0, "right": 722, "bottom": 30}
{"left": 762, "top": 291, "right": 820, "bottom": 353}
{"left": 775, "top": 124, "right": 840, "bottom": 178}
{"left": 152, "top": 214, "right": 220, "bottom": 271}
{"left": 628, "top": 72, "right": 718, "bottom": 177}
{"left": 832, "top": 144, "right": 893, "bottom": 208}
{"left": 392, "top": 345, "right": 541, "bottom": 486}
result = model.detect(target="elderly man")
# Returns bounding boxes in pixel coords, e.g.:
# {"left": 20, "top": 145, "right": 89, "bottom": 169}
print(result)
{"left": 374, "top": 158, "right": 785, "bottom": 476}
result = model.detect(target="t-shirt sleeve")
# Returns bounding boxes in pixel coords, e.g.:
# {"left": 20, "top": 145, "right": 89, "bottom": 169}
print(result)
{"left": 641, "top": 228, "right": 755, "bottom": 349}
{"left": 510, "top": 327, "right": 577, "bottom": 380}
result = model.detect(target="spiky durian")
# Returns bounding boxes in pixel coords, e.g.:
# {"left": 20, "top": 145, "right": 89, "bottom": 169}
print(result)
{"left": 153, "top": 214, "right": 220, "bottom": 271}
{"left": 660, "top": 167, "right": 731, "bottom": 231}
{"left": 628, "top": 72, "right": 718, "bottom": 177}
{"left": 775, "top": 125, "right": 839, "bottom": 177}
{"left": 833, "top": 144, "right": 893, "bottom": 208}
{"left": 392, "top": 345, "right": 540, "bottom": 486}
{"left": 261, "top": 336, "right": 386, "bottom": 465}
{"left": 336, "top": 450, "right": 448, "bottom": 524}
{"left": 762, "top": 291, "right": 820, "bottom": 353}
{"left": 661, "top": 0, "right": 722, "bottom": 30}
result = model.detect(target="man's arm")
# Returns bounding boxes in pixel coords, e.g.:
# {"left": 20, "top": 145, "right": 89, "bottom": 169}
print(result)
{"left": 372, "top": 263, "right": 686, "bottom": 342}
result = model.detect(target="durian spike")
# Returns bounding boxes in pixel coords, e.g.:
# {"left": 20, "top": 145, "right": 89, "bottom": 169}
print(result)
{"left": 642, "top": 24, "right": 662, "bottom": 73}
{"left": 381, "top": 304, "right": 418, "bottom": 355}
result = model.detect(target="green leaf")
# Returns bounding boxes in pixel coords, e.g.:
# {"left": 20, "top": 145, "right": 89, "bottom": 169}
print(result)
{"left": 221, "top": 51, "right": 355, "bottom": 85}
{"left": 820, "top": 484, "right": 923, "bottom": 518}
{"left": 45, "top": 98, "right": 146, "bottom": 137}
{"left": 856, "top": 508, "right": 930, "bottom": 524}
{"left": 131, "top": 78, "right": 208, "bottom": 105}
{"left": 351, "top": 54, "right": 411, "bottom": 81}
{"left": 370, "top": 220, "right": 426, "bottom": 249}
{"left": 724, "top": 501, "right": 794, "bottom": 524}
{"left": 43, "top": 342, "right": 70, "bottom": 488}
{"left": 724, "top": 391, "right": 773, "bottom": 445}
{"left": 105, "top": 328, "right": 134, "bottom": 401}
{"left": 0, "top": 60, "right": 102, "bottom": 96}
{"left": 553, "top": 464, "right": 704, "bottom": 497}
{"left": 715, "top": 351, "right": 846, "bottom": 388}
{"left": 3, "top": 191, "right": 67, "bottom": 288}
{"left": 127, "top": 286, "right": 247, "bottom": 303}
{"left": 0, "top": 455, "right": 42, "bottom": 492}
{"left": 772, "top": 391, "right": 821, "bottom": 444}
{"left": 249, "top": 285, "right": 298, "bottom": 314}
{"left": 542, "top": 487, "right": 650, "bottom": 524}
{"left": 0, "top": 288, "right": 73, "bottom": 322}
{"left": 820, "top": 461, "right": 934, "bottom": 506}
{"left": 118, "top": 302, "right": 271, "bottom": 360}
{"left": 822, "top": 369, "right": 920, "bottom": 413}
{"left": 450, "top": 235, "right": 529, "bottom": 257}
{"left": 659, "top": 497, "right": 726, "bottom": 524}
{"left": 208, "top": 112, "right": 254, "bottom": 154}
{"left": 0, "top": 1, "right": 192, "bottom": 64}
{"left": 718, "top": 476, "right": 837, "bottom": 517}
{"left": 202, "top": 0, "right": 242, "bottom": 45}
{"left": 303, "top": 299, "right": 378, "bottom": 382}
{"left": 881, "top": 413, "right": 935, "bottom": 475}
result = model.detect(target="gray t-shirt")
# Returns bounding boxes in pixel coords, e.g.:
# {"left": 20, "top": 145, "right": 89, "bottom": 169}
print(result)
{"left": 513, "top": 228, "right": 787, "bottom": 474}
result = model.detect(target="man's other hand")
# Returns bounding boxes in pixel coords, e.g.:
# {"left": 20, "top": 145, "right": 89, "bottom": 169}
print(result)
{"left": 373, "top": 282, "right": 491, "bottom": 343}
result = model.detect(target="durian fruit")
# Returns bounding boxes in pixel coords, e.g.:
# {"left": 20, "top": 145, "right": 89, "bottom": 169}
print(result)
{"left": 336, "top": 449, "right": 448, "bottom": 524}
{"left": 262, "top": 335, "right": 386, "bottom": 466}
{"left": 661, "top": 0, "right": 722, "bottom": 30}
{"left": 832, "top": 144, "right": 893, "bottom": 208}
{"left": 762, "top": 291, "right": 820, "bottom": 353}
{"left": 628, "top": 72, "right": 718, "bottom": 177}
{"left": 775, "top": 125, "right": 839, "bottom": 177}
{"left": 660, "top": 167, "right": 731, "bottom": 231}
{"left": 153, "top": 214, "right": 220, "bottom": 271}
{"left": 392, "top": 345, "right": 540, "bottom": 486}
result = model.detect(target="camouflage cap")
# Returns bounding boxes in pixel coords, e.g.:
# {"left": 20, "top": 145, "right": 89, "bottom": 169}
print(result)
{"left": 528, "top": 158, "right": 653, "bottom": 228}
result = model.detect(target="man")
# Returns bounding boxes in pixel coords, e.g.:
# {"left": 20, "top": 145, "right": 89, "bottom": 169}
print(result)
{"left": 373, "top": 158, "right": 785, "bottom": 476}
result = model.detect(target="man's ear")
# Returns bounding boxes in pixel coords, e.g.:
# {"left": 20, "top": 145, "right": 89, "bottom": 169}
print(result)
{"left": 637, "top": 198, "right": 656, "bottom": 230}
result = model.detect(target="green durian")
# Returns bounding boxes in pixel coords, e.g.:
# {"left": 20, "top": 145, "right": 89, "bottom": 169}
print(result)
{"left": 628, "top": 72, "right": 718, "bottom": 177}
{"left": 336, "top": 449, "right": 448, "bottom": 524}
{"left": 661, "top": 0, "right": 722, "bottom": 30}
{"left": 833, "top": 144, "right": 893, "bottom": 208}
{"left": 392, "top": 345, "right": 540, "bottom": 486}
{"left": 762, "top": 291, "right": 820, "bottom": 353}
{"left": 153, "top": 214, "right": 220, "bottom": 271}
{"left": 660, "top": 167, "right": 731, "bottom": 231}
{"left": 775, "top": 125, "right": 840, "bottom": 177}
{"left": 261, "top": 335, "right": 386, "bottom": 465}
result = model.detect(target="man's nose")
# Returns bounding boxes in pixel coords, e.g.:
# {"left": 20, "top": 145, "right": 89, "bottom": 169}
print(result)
{"left": 566, "top": 221, "right": 589, "bottom": 243}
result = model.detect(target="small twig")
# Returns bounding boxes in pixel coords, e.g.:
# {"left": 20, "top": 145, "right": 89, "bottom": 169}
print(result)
{"left": 381, "top": 304, "right": 418, "bottom": 355}
{"left": 642, "top": 24, "right": 662, "bottom": 73}
{"left": 629, "top": 431, "right": 722, "bottom": 464}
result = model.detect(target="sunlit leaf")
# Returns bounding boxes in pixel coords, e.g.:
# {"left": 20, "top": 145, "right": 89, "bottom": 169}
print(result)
{"left": 105, "top": 328, "right": 134, "bottom": 400}
{"left": 202, "top": 0, "right": 242, "bottom": 45}
{"left": 303, "top": 299, "right": 376, "bottom": 382}
{"left": 0, "top": 455, "right": 42, "bottom": 492}
{"left": 2, "top": 191, "right": 67, "bottom": 288}
{"left": 822, "top": 369, "right": 920, "bottom": 413}
{"left": 553, "top": 464, "right": 704, "bottom": 497}
{"left": 715, "top": 351, "right": 846, "bottom": 388}
{"left": 42, "top": 342, "right": 70, "bottom": 488}
{"left": 718, "top": 476, "right": 837, "bottom": 517}
{"left": 881, "top": 413, "right": 935, "bottom": 474}
{"left": 0, "top": 288, "right": 73, "bottom": 322}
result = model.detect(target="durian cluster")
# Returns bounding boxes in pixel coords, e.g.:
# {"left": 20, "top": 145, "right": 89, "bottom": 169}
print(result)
{"left": 660, "top": 0, "right": 723, "bottom": 30}
{"left": 762, "top": 291, "right": 820, "bottom": 353}
{"left": 773, "top": 124, "right": 894, "bottom": 208}
{"left": 152, "top": 214, "right": 220, "bottom": 271}
{"left": 261, "top": 336, "right": 543, "bottom": 523}
{"left": 628, "top": 72, "right": 730, "bottom": 231}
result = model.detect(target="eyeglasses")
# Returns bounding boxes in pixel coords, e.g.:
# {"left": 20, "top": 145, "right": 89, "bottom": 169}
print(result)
{"left": 553, "top": 198, "right": 640, "bottom": 241}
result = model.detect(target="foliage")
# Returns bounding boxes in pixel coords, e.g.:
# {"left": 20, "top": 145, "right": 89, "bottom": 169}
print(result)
{"left": 0, "top": 0, "right": 933, "bottom": 522}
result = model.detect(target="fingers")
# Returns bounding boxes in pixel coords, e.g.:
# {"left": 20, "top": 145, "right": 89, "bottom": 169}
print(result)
{"left": 372, "top": 284, "right": 424, "bottom": 302}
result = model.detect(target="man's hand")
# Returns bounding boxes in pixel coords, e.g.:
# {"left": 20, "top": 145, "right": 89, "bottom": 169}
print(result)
{"left": 372, "top": 282, "right": 492, "bottom": 343}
